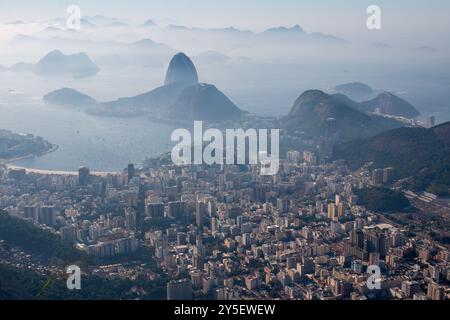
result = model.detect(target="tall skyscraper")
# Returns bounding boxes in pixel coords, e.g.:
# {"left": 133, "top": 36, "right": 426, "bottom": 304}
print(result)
{"left": 335, "top": 195, "right": 341, "bottom": 206}
{"left": 146, "top": 202, "right": 165, "bottom": 218}
{"left": 401, "top": 281, "right": 420, "bottom": 298}
{"left": 277, "top": 197, "right": 288, "bottom": 213}
{"left": 337, "top": 202, "right": 346, "bottom": 217}
{"left": 168, "top": 201, "right": 185, "bottom": 219}
{"left": 23, "top": 205, "right": 39, "bottom": 221}
{"left": 196, "top": 201, "right": 207, "bottom": 228}
{"left": 78, "top": 166, "right": 90, "bottom": 186}
{"left": 426, "top": 116, "right": 436, "bottom": 128}
{"left": 326, "top": 117, "right": 337, "bottom": 144}
{"left": 39, "top": 206, "right": 56, "bottom": 227}
{"left": 383, "top": 167, "right": 395, "bottom": 184}
{"left": 350, "top": 229, "right": 365, "bottom": 248}
{"left": 327, "top": 203, "right": 338, "bottom": 221}
{"left": 211, "top": 217, "right": 219, "bottom": 233}
{"left": 167, "top": 279, "right": 193, "bottom": 300}
{"left": 207, "top": 200, "right": 217, "bottom": 217}
{"left": 60, "top": 225, "right": 78, "bottom": 243}
{"left": 286, "top": 150, "right": 301, "bottom": 164}
{"left": 124, "top": 208, "right": 137, "bottom": 230}
{"left": 127, "top": 163, "right": 135, "bottom": 182}
{"left": 365, "top": 230, "right": 387, "bottom": 259}
{"left": 427, "top": 282, "right": 444, "bottom": 300}
{"left": 372, "top": 169, "right": 384, "bottom": 186}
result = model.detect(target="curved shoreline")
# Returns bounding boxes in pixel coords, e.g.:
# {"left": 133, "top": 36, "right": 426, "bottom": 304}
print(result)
{"left": 1, "top": 144, "right": 121, "bottom": 176}
{"left": 2, "top": 143, "right": 60, "bottom": 165}
{"left": 3, "top": 164, "right": 120, "bottom": 177}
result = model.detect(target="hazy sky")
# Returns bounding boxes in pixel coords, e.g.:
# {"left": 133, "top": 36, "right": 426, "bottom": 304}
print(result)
{"left": 1, "top": 0, "right": 449, "bottom": 44}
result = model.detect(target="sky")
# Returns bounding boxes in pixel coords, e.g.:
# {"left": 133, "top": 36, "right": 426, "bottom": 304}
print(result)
{"left": 1, "top": 0, "right": 449, "bottom": 44}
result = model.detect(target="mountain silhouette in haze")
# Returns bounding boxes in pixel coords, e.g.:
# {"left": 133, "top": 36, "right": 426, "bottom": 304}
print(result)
{"left": 142, "top": 19, "right": 157, "bottom": 27}
{"left": 169, "top": 83, "right": 241, "bottom": 122}
{"left": 360, "top": 92, "right": 420, "bottom": 118}
{"left": 164, "top": 52, "right": 199, "bottom": 86}
{"left": 10, "top": 50, "right": 99, "bottom": 78}
{"left": 413, "top": 46, "right": 438, "bottom": 55}
{"left": 333, "top": 82, "right": 375, "bottom": 101}
{"left": 283, "top": 90, "right": 404, "bottom": 141}
{"left": 45, "top": 52, "right": 242, "bottom": 122}
{"left": 263, "top": 25, "right": 305, "bottom": 35}
{"left": 43, "top": 88, "right": 97, "bottom": 107}
{"left": 163, "top": 23, "right": 348, "bottom": 45}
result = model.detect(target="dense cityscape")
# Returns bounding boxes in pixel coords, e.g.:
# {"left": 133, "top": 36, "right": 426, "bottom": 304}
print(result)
{"left": 1, "top": 1, "right": 450, "bottom": 308}
{"left": 1, "top": 132, "right": 449, "bottom": 300}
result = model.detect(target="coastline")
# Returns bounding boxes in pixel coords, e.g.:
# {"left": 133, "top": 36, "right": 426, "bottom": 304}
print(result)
{"left": 1, "top": 144, "right": 121, "bottom": 176}
{"left": 1, "top": 143, "right": 60, "bottom": 165}
{"left": 3, "top": 164, "right": 120, "bottom": 177}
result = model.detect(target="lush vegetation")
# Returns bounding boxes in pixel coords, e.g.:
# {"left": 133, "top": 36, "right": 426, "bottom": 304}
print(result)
{"left": 0, "top": 210, "right": 88, "bottom": 264}
{"left": 0, "top": 210, "right": 168, "bottom": 299}
{"left": 335, "top": 122, "right": 450, "bottom": 195}
{"left": 355, "top": 187, "right": 411, "bottom": 212}
{"left": 0, "top": 264, "right": 166, "bottom": 300}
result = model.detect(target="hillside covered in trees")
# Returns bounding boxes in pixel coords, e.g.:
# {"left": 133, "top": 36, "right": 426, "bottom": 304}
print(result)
{"left": 355, "top": 187, "right": 411, "bottom": 212}
{"left": 334, "top": 122, "right": 450, "bottom": 195}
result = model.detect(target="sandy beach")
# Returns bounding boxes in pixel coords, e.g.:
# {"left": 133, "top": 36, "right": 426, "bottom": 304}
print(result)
{"left": 1, "top": 144, "right": 121, "bottom": 177}
{"left": 3, "top": 163, "right": 120, "bottom": 177}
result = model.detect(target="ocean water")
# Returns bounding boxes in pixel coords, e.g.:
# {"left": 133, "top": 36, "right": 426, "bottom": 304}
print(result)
{"left": 0, "top": 93, "right": 178, "bottom": 171}
{"left": 0, "top": 101, "right": 178, "bottom": 171}
{"left": 0, "top": 61, "right": 449, "bottom": 171}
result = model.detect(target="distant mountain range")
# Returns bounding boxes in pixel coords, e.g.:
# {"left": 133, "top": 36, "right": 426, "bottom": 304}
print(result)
{"left": 160, "top": 23, "right": 349, "bottom": 49}
{"left": 334, "top": 122, "right": 450, "bottom": 195}
{"left": 4, "top": 19, "right": 355, "bottom": 67}
{"left": 10, "top": 35, "right": 175, "bottom": 68}
{"left": 9, "top": 50, "right": 99, "bottom": 78}
{"left": 282, "top": 90, "right": 404, "bottom": 141}
{"left": 14, "top": 16, "right": 347, "bottom": 46}
{"left": 163, "top": 23, "right": 348, "bottom": 43}
{"left": 44, "top": 52, "right": 243, "bottom": 123}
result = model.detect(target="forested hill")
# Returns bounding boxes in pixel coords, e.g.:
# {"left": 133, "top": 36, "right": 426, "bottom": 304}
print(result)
{"left": 334, "top": 122, "right": 450, "bottom": 195}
